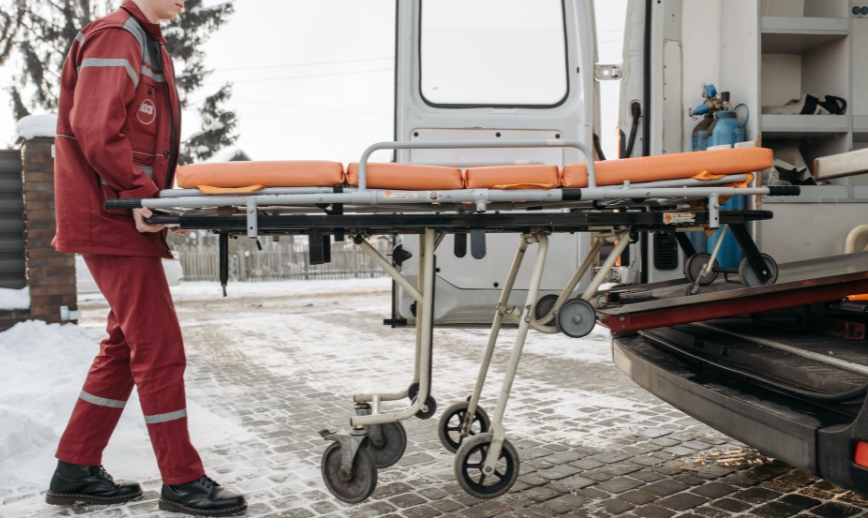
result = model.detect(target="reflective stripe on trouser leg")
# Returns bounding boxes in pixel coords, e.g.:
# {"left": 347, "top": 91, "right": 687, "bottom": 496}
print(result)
{"left": 144, "top": 408, "right": 187, "bottom": 424}
{"left": 56, "top": 309, "right": 134, "bottom": 466}
{"left": 79, "top": 390, "right": 127, "bottom": 408}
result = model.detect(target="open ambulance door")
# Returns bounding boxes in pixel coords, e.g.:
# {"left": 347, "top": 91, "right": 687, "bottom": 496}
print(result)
{"left": 389, "top": 0, "right": 601, "bottom": 325}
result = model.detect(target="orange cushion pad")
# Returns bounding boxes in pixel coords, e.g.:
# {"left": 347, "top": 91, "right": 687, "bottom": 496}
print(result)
{"left": 176, "top": 161, "right": 345, "bottom": 189}
{"left": 347, "top": 163, "right": 464, "bottom": 190}
{"left": 561, "top": 148, "right": 773, "bottom": 188}
{"left": 465, "top": 165, "right": 561, "bottom": 189}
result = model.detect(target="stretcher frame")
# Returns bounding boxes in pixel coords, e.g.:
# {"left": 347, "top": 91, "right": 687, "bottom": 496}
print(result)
{"left": 108, "top": 139, "right": 798, "bottom": 502}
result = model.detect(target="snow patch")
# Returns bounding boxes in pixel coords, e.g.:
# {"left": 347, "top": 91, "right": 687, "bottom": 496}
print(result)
{"left": 0, "top": 320, "right": 253, "bottom": 498}
{"left": 15, "top": 114, "right": 57, "bottom": 140}
{"left": 0, "top": 287, "right": 29, "bottom": 311}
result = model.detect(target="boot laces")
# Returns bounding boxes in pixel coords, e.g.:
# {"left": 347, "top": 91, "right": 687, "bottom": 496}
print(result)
{"left": 94, "top": 465, "right": 114, "bottom": 482}
{"left": 196, "top": 475, "right": 219, "bottom": 491}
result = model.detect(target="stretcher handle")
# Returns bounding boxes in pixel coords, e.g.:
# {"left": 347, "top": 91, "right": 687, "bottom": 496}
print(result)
{"left": 357, "top": 139, "right": 597, "bottom": 191}
{"left": 766, "top": 186, "right": 801, "bottom": 197}
{"left": 105, "top": 198, "right": 143, "bottom": 210}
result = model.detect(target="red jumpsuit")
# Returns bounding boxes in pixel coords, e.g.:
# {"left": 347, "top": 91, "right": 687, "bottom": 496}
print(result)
{"left": 53, "top": 1, "right": 204, "bottom": 485}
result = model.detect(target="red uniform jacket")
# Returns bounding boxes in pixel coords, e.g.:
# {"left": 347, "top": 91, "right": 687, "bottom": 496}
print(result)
{"left": 54, "top": 1, "right": 180, "bottom": 257}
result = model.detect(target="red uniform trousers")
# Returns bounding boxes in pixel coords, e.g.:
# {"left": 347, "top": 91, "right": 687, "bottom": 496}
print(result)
{"left": 56, "top": 254, "right": 205, "bottom": 485}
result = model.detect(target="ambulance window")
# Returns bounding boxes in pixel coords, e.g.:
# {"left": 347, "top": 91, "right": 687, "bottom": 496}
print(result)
{"left": 420, "top": 0, "right": 569, "bottom": 107}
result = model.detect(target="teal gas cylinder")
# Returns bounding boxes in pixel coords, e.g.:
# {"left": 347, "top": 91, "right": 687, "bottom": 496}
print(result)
{"left": 708, "top": 110, "right": 745, "bottom": 148}
{"left": 706, "top": 107, "right": 749, "bottom": 267}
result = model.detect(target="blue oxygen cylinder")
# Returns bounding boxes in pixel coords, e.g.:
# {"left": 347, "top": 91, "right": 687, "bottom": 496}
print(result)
{"left": 708, "top": 110, "right": 745, "bottom": 148}
{"left": 706, "top": 106, "right": 749, "bottom": 268}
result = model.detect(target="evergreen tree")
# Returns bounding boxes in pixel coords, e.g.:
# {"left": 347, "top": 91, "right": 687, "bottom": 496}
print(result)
{"left": 0, "top": 0, "right": 237, "bottom": 161}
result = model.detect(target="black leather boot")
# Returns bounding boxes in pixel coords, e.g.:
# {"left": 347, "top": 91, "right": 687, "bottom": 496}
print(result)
{"left": 46, "top": 460, "right": 143, "bottom": 505}
{"left": 159, "top": 476, "right": 247, "bottom": 516}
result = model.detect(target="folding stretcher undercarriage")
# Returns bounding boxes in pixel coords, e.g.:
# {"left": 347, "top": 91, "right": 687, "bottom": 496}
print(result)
{"left": 109, "top": 139, "right": 808, "bottom": 503}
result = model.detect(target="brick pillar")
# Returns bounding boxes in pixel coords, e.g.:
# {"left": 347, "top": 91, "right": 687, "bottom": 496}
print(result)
{"left": 21, "top": 137, "right": 78, "bottom": 323}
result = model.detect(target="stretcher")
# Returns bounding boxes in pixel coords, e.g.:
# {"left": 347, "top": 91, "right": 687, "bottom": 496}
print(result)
{"left": 108, "top": 139, "right": 800, "bottom": 503}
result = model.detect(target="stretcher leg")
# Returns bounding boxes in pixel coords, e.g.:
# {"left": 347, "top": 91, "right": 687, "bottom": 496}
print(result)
{"left": 458, "top": 237, "right": 529, "bottom": 447}
{"left": 452, "top": 233, "right": 548, "bottom": 499}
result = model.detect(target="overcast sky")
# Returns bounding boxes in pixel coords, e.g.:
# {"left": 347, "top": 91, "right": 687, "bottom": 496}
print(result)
{"left": 0, "top": 0, "right": 628, "bottom": 160}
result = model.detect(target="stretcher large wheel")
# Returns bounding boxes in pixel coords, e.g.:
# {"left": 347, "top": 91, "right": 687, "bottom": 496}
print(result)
{"left": 454, "top": 432, "right": 519, "bottom": 499}
{"left": 321, "top": 442, "right": 378, "bottom": 504}
{"left": 438, "top": 401, "right": 491, "bottom": 453}
{"left": 684, "top": 253, "right": 719, "bottom": 286}
{"left": 535, "top": 294, "right": 560, "bottom": 327}
{"left": 370, "top": 422, "right": 407, "bottom": 469}
{"left": 738, "top": 254, "right": 778, "bottom": 287}
{"left": 556, "top": 299, "right": 596, "bottom": 338}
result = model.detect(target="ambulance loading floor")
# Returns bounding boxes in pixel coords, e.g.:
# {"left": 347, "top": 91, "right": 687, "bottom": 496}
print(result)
{"left": 7, "top": 279, "right": 868, "bottom": 518}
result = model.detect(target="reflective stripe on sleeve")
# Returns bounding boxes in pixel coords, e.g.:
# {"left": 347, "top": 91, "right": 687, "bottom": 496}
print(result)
{"left": 75, "top": 32, "right": 85, "bottom": 46}
{"left": 140, "top": 66, "right": 166, "bottom": 83}
{"left": 77, "top": 58, "right": 139, "bottom": 86}
{"left": 79, "top": 390, "right": 127, "bottom": 409}
{"left": 144, "top": 408, "right": 187, "bottom": 424}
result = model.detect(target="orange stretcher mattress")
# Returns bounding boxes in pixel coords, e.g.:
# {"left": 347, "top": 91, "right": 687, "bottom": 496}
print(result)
{"left": 465, "top": 165, "right": 560, "bottom": 190}
{"left": 560, "top": 147, "right": 773, "bottom": 188}
{"left": 347, "top": 163, "right": 463, "bottom": 190}
{"left": 176, "top": 161, "right": 345, "bottom": 189}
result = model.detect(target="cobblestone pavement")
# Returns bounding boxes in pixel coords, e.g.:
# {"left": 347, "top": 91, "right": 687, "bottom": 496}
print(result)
{"left": 6, "top": 281, "right": 868, "bottom": 517}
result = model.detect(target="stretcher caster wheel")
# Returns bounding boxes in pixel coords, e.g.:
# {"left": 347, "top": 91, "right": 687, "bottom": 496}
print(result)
{"left": 556, "top": 299, "right": 596, "bottom": 338}
{"left": 535, "top": 294, "right": 559, "bottom": 327}
{"left": 370, "top": 422, "right": 407, "bottom": 469}
{"left": 321, "top": 442, "right": 378, "bottom": 504}
{"left": 685, "top": 253, "right": 719, "bottom": 286}
{"left": 454, "top": 432, "right": 519, "bottom": 499}
{"left": 438, "top": 401, "right": 491, "bottom": 453}
{"left": 407, "top": 381, "right": 419, "bottom": 402}
{"left": 685, "top": 283, "right": 701, "bottom": 297}
{"left": 415, "top": 395, "right": 437, "bottom": 420}
{"left": 738, "top": 254, "right": 778, "bottom": 287}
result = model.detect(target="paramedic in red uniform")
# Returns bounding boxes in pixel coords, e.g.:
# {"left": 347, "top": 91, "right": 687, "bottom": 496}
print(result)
{"left": 48, "top": 0, "right": 246, "bottom": 515}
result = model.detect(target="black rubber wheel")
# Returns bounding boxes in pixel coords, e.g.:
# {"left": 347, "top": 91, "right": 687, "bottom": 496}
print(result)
{"left": 369, "top": 422, "right": 407, "bottom": 469}
{"left": 684, "top": 253, "right": 719, "bottom": 286}
{"left": 535, "top": 294, "right": 560, "bottom": 327}
{"left": 438, "top": 401, "right": 491, "bottom": 453}
{"left": 321, "top": 442, "right": 378, "bottom": 504}
{"left": 556, "top": 299, "right": 596, "bottom": 338}
{"left": 407, "top": 381, "right": 419, "bottom": 403}
{"left": 738, "top": 254, "right": 779, "bottom": 287}
{"left": 415, "top": 395, "right": 437, "bottom": 420}
{"left": 454, "top": 432, "right": 519, "bottom": 499}
{"left": 685, "top": 283, "right": 701, "bottom": 297}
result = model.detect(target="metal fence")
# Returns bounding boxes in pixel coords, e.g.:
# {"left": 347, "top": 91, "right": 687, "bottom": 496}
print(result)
{"left": 176, "top": 238, "right": 391, "bottom": 282}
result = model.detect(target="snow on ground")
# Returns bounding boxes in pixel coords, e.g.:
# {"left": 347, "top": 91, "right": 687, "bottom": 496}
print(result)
{"left": 0, "top": 287, "right": 30, "bottom": 311}
{"left": 0, "top": 320, "right": 253, "bottom": 500}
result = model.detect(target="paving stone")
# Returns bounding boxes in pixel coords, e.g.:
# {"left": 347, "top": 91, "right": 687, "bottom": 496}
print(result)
{"left": 570, "top": 459, "right": 605, "bottom": 470}
{"left": 778, "top": 494, "right": 821, "bottom": 511}
{"left": 751, "top": 501, "right": 802, "bottom": 518}
{"left": 642, "top": 480, "right": 689, "bottom": 497}
{"left": 596, "top": 477, "right": 645, "bottom": 494}
{"left": 708, "top": 497, "right": 752, "bottom": 513}
{"left": 733, "top": 486, "right": 780, "bottom": 504}
{"left": 523, "top": 486, "right": 562, "bottom": 503}
{"left": 632, "top": 504, "right": 675, "bottom": 518}
{"left": 541, "top": 494, "right": 588, "bottom": 515}
{"left": 598, "top": 498, "right": 635, "bottom": 515}
{"left": 617, "top": 490, "right": 657, "bottom": 506}
{"left": 809, "top": 502, "right": 863, "bottom": 518}
{"left": 691, "top": 482, "right": 737, "bottom": 499}
{"left": 656, "top": 492, "right": 707, "bottom": 511}
{"left": 556, "top": 475, "right": 596, "bottom": 491}
{"left": 390, "top": 493, "right": 428, "bottom": 508}
{"left": 403, "top": 504, "right": 443, "bottom": 518}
